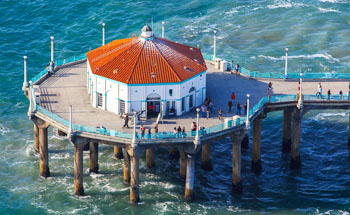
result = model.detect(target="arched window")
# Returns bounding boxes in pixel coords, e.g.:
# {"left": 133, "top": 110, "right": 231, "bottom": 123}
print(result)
{"left": 189, "top": 87, "right": 195, "bottom": 93}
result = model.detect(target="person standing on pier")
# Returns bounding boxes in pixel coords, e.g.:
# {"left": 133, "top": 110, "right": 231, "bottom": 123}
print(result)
{"left": 46, "top": 64, "right": 50, "bottom": 76}
{"left": 201, "top": 105, "right": 207, "bottom": 117}
{"left": 218, "top": 109, "right": 223, "bottom": 120}
{"left": 182, "top": 127, "right": 186, "bottom": 137}
{"left": 50, "top": 61, "right": 55, "bottom": 74}
{"left": 327, "top": 89, "right": 331, "bottom": 100}
{"left": 177, "top": 126, "right": 182, "bottom": 137}
{"left": 154, "top": 124, "right": 159, "bottom": 138}
{"left": 147, "top": 128, "right": 151, "bottom": 139}
{"left": 316, "top": 83, "right": 322, "bottom": 99}
{"left": 244, "top": 102, "right": 247, "bottom": 115}
{"left": 122, "top": 114, "right": 129, "bottom": 128}
{"left": 191, "top": 122, "right": 197, "bottom": 136}
{"left": 236, "top": 102, "right": 242, "bottom": 115}
{"left": 228, "top": 100, "right": 232, "bottom": 113}
{"left": 231, "top": 92, "right": 236, "bottom": 105}
{"left": 235, "top": 63, "right": 240, "bottom": 76}
{"left": 140, "top": 125, "right": 145, "bottom": 139}
{"left": 339, "top": 90, "right": 343, "bottom": 101}
{"left": 231, "top": 60, "right": 234, "bottom": 74}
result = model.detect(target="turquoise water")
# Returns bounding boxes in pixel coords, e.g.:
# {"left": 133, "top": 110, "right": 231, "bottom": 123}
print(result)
{"left": 1, "top": 0, "right": 350, "bottom": 214}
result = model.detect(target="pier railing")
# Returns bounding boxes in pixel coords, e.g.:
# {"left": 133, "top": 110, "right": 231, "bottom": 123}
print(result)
{"left": 203, "top": 54, "right": 350, "bottom": 80}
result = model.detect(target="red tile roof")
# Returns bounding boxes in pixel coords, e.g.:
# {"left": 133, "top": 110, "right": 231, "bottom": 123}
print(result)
{"left": 86, "top": 37, "right": 207, "bottom": 84}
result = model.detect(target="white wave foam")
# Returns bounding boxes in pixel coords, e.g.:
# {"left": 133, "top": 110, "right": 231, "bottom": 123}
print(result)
{"left": 15, "top": 102, "right": 25, "bottom": 108}
{"left": 316, "top": 209, "right": 350, "bottom": 215}
{"left": 318, "top": 7, "right": 340, "bottom": 13}
{"left": 0, "top": 123, "right": 10, "bottom": 135}
{"left": 267, "top": 1, "right": 306, "bottom": 9}
{"left": 258, "top": 53, "right": 340, "bottom": 62}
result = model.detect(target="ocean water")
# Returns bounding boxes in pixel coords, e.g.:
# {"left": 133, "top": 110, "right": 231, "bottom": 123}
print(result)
{"left": 1, "top": 0, "right": 350, "bottom": 214}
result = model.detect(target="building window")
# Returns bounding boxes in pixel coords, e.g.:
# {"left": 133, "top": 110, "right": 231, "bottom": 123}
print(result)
{"left": 169, "top": 89, "right": 173, "bottom": 96}
{"left": 97, "top": 93, "right": 103, "bottom": 107}
{"left": 189, "top": 95, "right": 193, "bottom": 108}
{"left": 181, "top": 98, "right": 185, "bottom": 112}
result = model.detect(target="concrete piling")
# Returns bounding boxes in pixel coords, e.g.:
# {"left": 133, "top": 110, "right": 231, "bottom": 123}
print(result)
{"left": 282, "top": 109, "right": 292, "bottom": 153}
{"left": 39, "top": 126, "right": 50, "bottom": 178}
{"left": 146, "top": 147, "right": 155, "bottom": 168}
{"left": 34, "top": 124, "right": 39, "bottom": 153}
{"left": 74, "top": 143, "right": 85, "bottom": 196}
{"left": 179, "top": 147, "right": 187, "bottom": 179}
{"left": 169, "top": 146, "right": 179, "bottom": 159}
{"left": 230, "top": 133, "right": 243, "bottom": 194}
{"left": 184, "top": 154, "right": 195, "bottom": 201}
{"left": 89, "top": 142, "right": 99, "bottom": 173}
{"left": 291, "top": 109, "right": 302, "bottom": 169}
{"left": 201, "top": 142, "right": 213, "bottom": 171}
{"left": 241, "top": 134, "right": 249, "bottom": 149}
{"left": 123, "top": 148, "right": 130, "bottom": 185}
{"left": 130, "top": 153, "right": 140, "bottom": 204}
{"left": 251, "top": 117, "right": 262, "bottom": 172}
{"left": 113, "top": 146, "right": 123, "bottom": 159}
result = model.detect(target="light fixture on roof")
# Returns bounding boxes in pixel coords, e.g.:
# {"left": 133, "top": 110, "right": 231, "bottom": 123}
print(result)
{"left": 113, "top": 69, "right": 118, "bottom": 74}
{"left": 151, "top": 72, "right": 156, "bottom": 78}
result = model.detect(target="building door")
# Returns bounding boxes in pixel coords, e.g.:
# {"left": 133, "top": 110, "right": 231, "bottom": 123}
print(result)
{"left": 146, "top": 93, "right": 161, "bottom": 118}
{"left": 97, "top": 93, "right": 103, "bottom": 107}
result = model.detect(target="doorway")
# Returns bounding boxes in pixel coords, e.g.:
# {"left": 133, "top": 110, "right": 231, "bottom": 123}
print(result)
{"left": 146, "top": 93, "right": 161, "bottom": 118}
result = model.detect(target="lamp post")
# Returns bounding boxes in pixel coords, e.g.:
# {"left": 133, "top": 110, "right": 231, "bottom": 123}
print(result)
{"left": 50, "top": 36, "right": 54, "bottom": 63}
{"left": 196, "top": 107, "right": 200, "bottom": 141}
{"left": 102, "top": 22, "right": 105, "bottom": 46}
{"left": 22, "top": 56, "right": 28, "bottom": 91}
{"left": 28, "top": 81, "right": 33, "bottom": 117}
{"left": 162, "top": 21, "right": 165, "bottom": 38}
{"left": 246, "top": 94, "right": 250, "bottom": 127}
{"left": 284, "top": 48, "right": 288, "bottom": 78}
{"left": 132, "top": 112, "right": 137, "bottom": 148}
{"left": 297, "top": 72, "right": 303, "bottom": 109}
{"left": 213, "top": 30, "right": 217, "bottom": 60}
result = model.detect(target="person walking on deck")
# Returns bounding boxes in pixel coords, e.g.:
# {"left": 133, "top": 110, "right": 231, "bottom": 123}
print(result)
{"left": 122, "top": 114, "right": 129, "bottom": 128}
{"left": 228, "top": 100, "right": 232, "bottom": 113}
{"left": 231, "top": 92, "right": 236, "bottom": 105}
{"left": 327, "top": 89, "right": 331, "bottom": 100}
{"left": 218, "top": 109, "right": 223, "bottom": 121}
{"left": 235, "top": 63, "right": 240, "bottom": 76}
{"left": 316, "top": 83, "right": 322, "bottom": 99}
{"left": 140, "top": 125, "right": 145, "bottom": 139}
{"left": 236, "top": 102, "right": 242, "bottom": 115}
{"left": 244, "top": 102, "right": 247, "bottom": 115}
{"left": 154, "top": 124, "right": 159, "bottom": 138}
{"left": 339, "top": 90, "right": 343, "bottom": 101}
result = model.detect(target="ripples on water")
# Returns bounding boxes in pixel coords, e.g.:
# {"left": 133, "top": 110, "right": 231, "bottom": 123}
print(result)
{"left": 0, "top": 0, "right": 350, "bottom": 214}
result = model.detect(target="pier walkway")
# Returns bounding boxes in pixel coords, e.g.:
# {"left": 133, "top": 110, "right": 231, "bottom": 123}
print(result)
{"left": 24, "top": 56, "right": 350, "bottom": 203}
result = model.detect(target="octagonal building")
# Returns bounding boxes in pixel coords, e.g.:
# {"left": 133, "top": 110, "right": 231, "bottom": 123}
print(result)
{"left": 86, "top": 24, "right": 207, "bottom": 118}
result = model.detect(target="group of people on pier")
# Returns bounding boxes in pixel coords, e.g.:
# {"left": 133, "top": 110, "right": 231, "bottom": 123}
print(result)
{"left": 46, "top": 61, "right": 55, "bottom": 76}
{"left": 315, "top": 82, "right": 350, "bottom": 100}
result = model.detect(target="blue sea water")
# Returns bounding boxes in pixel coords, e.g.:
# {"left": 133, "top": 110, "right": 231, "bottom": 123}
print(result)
{"left": 1, "top": 0, "right": 350, "bottom": 214}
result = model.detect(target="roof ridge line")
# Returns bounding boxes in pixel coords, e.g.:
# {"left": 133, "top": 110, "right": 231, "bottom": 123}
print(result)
{"left": 152, "top": 39, "right": 182, "bottom": 82}
{"left": 97, "top": 38, "right": 139, "bottom": 74}
{"left": 126, "top": 40, "right": 145, "bottom": 83}
{"left": 91, "top": 38, "right": 135, "bottom": 63}
{"left": 157, "top": 38, "right": 207, "bottom": 70}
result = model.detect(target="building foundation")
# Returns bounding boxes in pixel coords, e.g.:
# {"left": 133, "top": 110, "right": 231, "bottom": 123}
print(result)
{"left": 113, "top": 146, "right": 123, "bottom": 159}
{"left": 252, "top": 117, "right": 262, "bottom": 172}
{"left": 282, "top": 109, "right": 292, "bottom": 153}
{"left": 291, "top": 109, "right": 301, "bottom": 169}
{"left": 184, "top": 154, "right": 195, "bottom": 201}
{"left": 89, "top": 142, "right": 99, "bottom": 173}
{"left": 201, "top": 142, "right": 212, "bottom": 171}
{"left": 146, "top": 147, "right": 155, "bottom": 168}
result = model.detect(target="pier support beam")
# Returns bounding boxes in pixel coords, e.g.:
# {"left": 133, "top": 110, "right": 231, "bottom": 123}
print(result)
{"left": 123, "top": 148, "right": 130, "bottom": 185}
{"left": 73, "top": 139, "right": 86, "bottom": 196}
{"left": 129, "top": 149, "right": 140, "bottom": 204}
{"left": 179, "top": 147, "right": 187, "bottom": 179}
{"left": 230, "top": 132, "right": 244, "bottom": 194}
{"left": 169, "top": 146, "right": 179, "bottom": 159}
{"left": 39, "top": 126, "right": 50, "bottom": 178}
{"left": 201, "top": 142, "right": 212, "bottom": 171}
{"left": 291, "top": 109, "right": 302, "bottom": 169}
{"left": 241, "top": 134, "right": 249, "bottom": 149}
{"left": 282, "top": 109, "right": 292, "bottom": 153}
{"left": 252, "top": 117, "right": 262, "bottom": 172}
{"left": 34, "top": 124, "right": 39, "bottom": 153}
{"left": 89, "top": 142, "right": 99, "bottom": 174}
{"left": 113, "top": 146, "right": 123, "bottom": 159}
{"left": 185, "top": 154, "right": 195, "bottom": 201}
{"left": 146, "top": 147, "right": 155, "bottom": 168}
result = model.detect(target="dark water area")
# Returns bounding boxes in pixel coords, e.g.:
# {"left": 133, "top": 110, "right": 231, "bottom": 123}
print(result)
{"left": 0, "top": 0, "right": 350, "bottom": 214}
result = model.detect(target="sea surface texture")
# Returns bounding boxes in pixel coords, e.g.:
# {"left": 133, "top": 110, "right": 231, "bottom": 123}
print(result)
{"left": 1, "top": 0, "right": 350, "bottom": 214}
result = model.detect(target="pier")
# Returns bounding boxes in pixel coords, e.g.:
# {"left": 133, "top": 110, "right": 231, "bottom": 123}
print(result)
{"left": 22, "top": 54, "right": 350, "bottom": 203}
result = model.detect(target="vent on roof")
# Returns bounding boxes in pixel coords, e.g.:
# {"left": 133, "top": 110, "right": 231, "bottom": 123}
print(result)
{"left": 113, "top": 69, "right": 119, "bottom": 74}
{"left": 194, "top": 59, "right": 199, "bottom": 63}
{"left": 184, "top": 66, "right": 192, "bottom": 72}
{"left": 151, "top": 72, "right": 156, "bottom": 78}
{"left": 189, "top": 47, "right": 194, "bottom": 51}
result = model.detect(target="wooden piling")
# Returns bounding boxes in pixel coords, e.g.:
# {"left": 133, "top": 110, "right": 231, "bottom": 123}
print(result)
{"left": 39, "top": 126, "right": 50, "bottom": 178}
{"left": 282, "top": 109, "right": 292, "bottom": 153}
{"left": 201, "top": 142, "right": 213, "bottom": 171}
{"left": 89, "top": 142, "right": 99, "bottom": 173}
{"left": 241, "top": 134, "right": 249, "bottom": 149}
{"left": 130, "top": 154, "right": 140, "bottom": 204}
{"left": 123, "top": 148, "right": 130, "bottom": 185}
{"left": 146, "top": 147, "right": 155, "bottom": 168}
{"left": 230, "top": 133, "right": 243, "bottom": 194}
{"left": 184, "top": 154, "right": 195, "bottom": 201}
{"left": 74, "top": 143, "right": 85, "bottom": 196}
{"left": 179, "top": 147, "right": 187, "bottom": 179}
{"left": 291, "top": 109, "right": 301, "bottom": 169}
{"left": 34, "top": 124, "right": 39, "bottom": 153}
{"left": 113, "top": 146, "right": 123, "bottom": 159}
{"left": 252, "top": 117, "right": 262, "bottom": 172}
{"left": 169, "top": 146, "right": 179, "bottom": 159}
